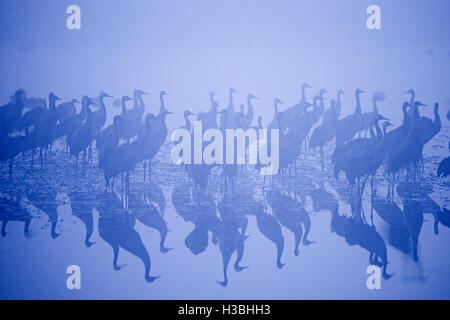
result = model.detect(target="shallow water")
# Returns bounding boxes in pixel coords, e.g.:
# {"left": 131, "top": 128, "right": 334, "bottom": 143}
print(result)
{"left": 0, "top": 122, "right": 449, "bottom": 300}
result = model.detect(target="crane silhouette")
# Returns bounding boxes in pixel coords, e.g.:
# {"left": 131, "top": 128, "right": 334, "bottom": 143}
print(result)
{"left": 129, "top": 192, "right": 172, "bottom": 253}
{"left": 19, "top": 99, "right": 50, "bottom": 133}
{"left": 419, "top": 102, "right": 441, "bottom": 144}
{"left": 27, "top": 93, "right": 60, "bottom": 167}
{"left": 0, "top": 194, "right": 31, "bottom": 238}
{"left": 333, "top": 115, "right": 389, "bottom": 217}
{"left": 323, "top": 90, "right": 344, "bottom": 125}
{"left": 267, "top": 98, "right": 284, "bottom": 131}
{"left": 0, "top": 119, "right": 27, "bottom": 181}
{"left": 309, "top": 99, "right": 339, "bottom": 171}
{"left": 0, "top": 89, "right": 25, "bottom": 135}
{"left": 278, "top": 83, "right": 313, "bottom": 133}
{"left": 70, "top": 106, "right": 94, "bottom": 173}
{"left": 252, "top": 204, "right": 286, "bottom": 269}
{"left": 139, "top": 108, "right": 173, "bottom": 184}
{"left": 97, "top": 192, "right": 160, "bottom": 283}
{"left": 235, "top": 94, "right": 258, "bottom": 130}
{"left": 56, "top": 95, "right": 95, "bottom": 153}
{"left": 225, "top": 88, "right": 238, "bottom": 129}
{"left": 330, "top": 204, "right": 392, "bottom": 279}
{"left": 335, "top": 88, "right": 365, "bottom": 146}
{"left": 120, "top": 89, "right": 148, "bottom": 142}
{"left": 387, "top": 101, "right": 427, "bottom": 180}
{"left": 437, "top": 141, "right": 450, "bottom": 177}
{"left": 417, "top": 102, "right": 441, "bottom": 173}
{"left": 97, "top": 115, "right": 124, "bottom": 170}
{"left": 89, "top": 91, "right": 113, "bottom": 163}
{"left": 56, "top": 98, "right": 79, "bottom": 121}
{"left": 197, "top": 91, "right": 219, "bottom": 130}
{"left": 361, "top": 92, "right": 384, "bottom": 137}
{"left": 402, "top": 200, "right": 424, "bottom": 262}
{"left": 183, "top": 109, "right": 213, "bottom": 192}
{"left": 266, "top": 190, "right": 314, "bottom": 257}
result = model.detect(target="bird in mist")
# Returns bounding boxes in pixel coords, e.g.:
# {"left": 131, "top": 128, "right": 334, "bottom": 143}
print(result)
{"left": 0, "top": 89, "right": 26, "bottom": 135}
{"left": 335, "top": 88, "right": 365, "bottom": 146}
{"left": 27, "top": 92, "right": 60, "bottom": 167}
{"left": 437, "top": 141, "right": 450, "bottom": 177}
{"left": 56, "top": 98, "right": 79, "bottom": 121}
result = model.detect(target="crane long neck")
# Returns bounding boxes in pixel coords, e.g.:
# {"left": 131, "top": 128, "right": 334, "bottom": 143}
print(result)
{"left": 273, "top": 102, "right": 279, "bottom": 120}
{"left": 318, "top": 96, "right": 325, "bottom": 112}
{"left": 134, "top": 92, "right": 145, "bottom": 110}
{"left": 121, "top": 99, "right": 128, "bottom": 114}
{"left": 372, "top": 99, "right": 378, "bottom": 113}
{"left": 247, "top": 97, "right": 254, "bottom": 115}
{"left": 369, "top": 122, "right": 376, "bottom": 139}
{"left": 160, "top": 94, "right": 166, "bottom": 115}
{"left": 300, "top": 86, "right": 307, "bottom": 104}
{"left": 412, "top": 104, "right": 420, "bottom": 125}
{"left": 410, "top": 93, "right": 415, "bottom": 106}
{"left": 98, "top": 96, "right": 106, "bottom": 110}
{"left": 184, "top": 114, "right": 192, "bottom": 132}
{"left": 16, "top": 95, "right": 25, "bottom": 111}
{"left": 140, "top": 95, "right": 146, "bottom": 110}
{"left": 383, "top": 125, "right": 388, "bottom": 137}
{"left": 337, "top": 92, "right": 342, "bottom": 106}
{"left": 81, "top": 98, "right": 88, "bottom": 115}
{"left": 374, "top": 120, "right": 382, "bottom": 142}
{"left": 210, "top": 93, "right": 216, "bottom": 111}
{"left": 355, "top": 93, "right": 362, "bottom": 115}
{"left": 402, "top": 105, "right": 409, "bottom": 125}
{"left": 434, "top": 105, "right": 440, "bottom": 123}
{"left": 49, "top": 98, "right": 57, "bottom": 112}
{"left": 219, "top": 111, "right": 227, "bottom": 131}
{"left": 228, "top": 91, "right": 234, "bottom": 113}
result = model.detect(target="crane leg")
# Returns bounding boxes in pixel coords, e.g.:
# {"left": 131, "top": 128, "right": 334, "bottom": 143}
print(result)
{"left": 89, "top": 143, "right": 92, "bottom": 165}
{"left": 143, "top": 160, "right": 146, "bottom": 183}
{"left": 82, "top": 150, "right": 86, "bottom": 175}
{"left": 8, "top": 159, "right": 13, "bottom": 183}
{"left": 320, "top": 146, "right": 324, "bottom": 172}
{"left": 121, "top": 173, "right": 124, "bottom": 205}
{"left": 126, "top": 171, "right": 130, "bottom": 212}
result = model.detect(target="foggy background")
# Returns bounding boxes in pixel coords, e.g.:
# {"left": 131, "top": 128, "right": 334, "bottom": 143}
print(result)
{"left": 0, "top": 0, "right": 450, "bottom": 300}
{"left": 1, "top": 0, "right": 449, "bottom": 129}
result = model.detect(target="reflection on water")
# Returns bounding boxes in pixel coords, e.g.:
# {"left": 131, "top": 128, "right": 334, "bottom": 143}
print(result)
{"left": 0, "top": 110, "right": 449, "bottom": 300}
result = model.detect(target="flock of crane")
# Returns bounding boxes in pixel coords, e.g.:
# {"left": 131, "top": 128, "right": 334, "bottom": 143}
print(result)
{"left": 0, "top": 84, "right": 449, "bottom": 286}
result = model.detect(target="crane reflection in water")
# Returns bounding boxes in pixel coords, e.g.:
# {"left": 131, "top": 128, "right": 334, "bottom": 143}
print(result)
{"left": 1, "top": 0, "right": 450, "bottom": 300}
